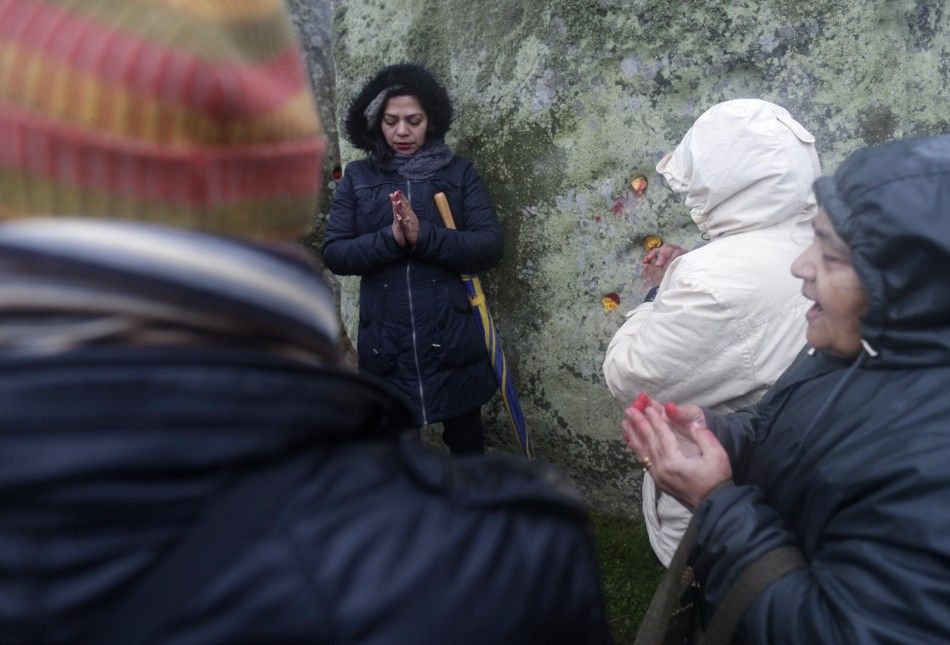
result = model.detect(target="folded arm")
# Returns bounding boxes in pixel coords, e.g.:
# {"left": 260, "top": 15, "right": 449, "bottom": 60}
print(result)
{"left": 693, "top": 473, "right": 950, "bottom": 643}
{"left": 410, "top": 164, "right": 502, "bottom": 274}
{"left": 322, "top": 173, "right": 406, "bottom": 276}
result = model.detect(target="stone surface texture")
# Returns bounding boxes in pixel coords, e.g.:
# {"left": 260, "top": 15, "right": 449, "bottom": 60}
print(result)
{"left": 289, "top": 0, "right": 949, "bottom": 516}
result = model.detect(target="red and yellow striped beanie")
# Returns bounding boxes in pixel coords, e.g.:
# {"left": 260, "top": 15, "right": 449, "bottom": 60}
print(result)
{"left": 0, "top": 0, "right": 325, "bottom": 240}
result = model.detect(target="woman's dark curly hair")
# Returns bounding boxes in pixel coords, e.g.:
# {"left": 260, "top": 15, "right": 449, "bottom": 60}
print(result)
{"left": 343, "top": 63, "right": 454, "bottom": 157}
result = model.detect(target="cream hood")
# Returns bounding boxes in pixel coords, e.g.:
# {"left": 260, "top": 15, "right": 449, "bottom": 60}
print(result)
{"left": 657, "top": 99, "right": 821, "bottom": 239}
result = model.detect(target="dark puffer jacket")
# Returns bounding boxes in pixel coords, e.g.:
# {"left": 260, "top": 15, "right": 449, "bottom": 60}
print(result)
{"left": 323, "top": 155, "right": 501, "bottom": 424}
{"left": 693, "top": 136, "right": 950, "bottom": 642}
{"left": 0, "top": 346, "right": 611, "bottom": 644}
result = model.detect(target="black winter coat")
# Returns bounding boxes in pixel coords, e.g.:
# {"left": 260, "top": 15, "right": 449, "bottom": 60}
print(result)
{"left": 323, "top": 155, "right": 501, "bottom": 424}
{"left": 692, "top": 136, "right": 950, "bottom": 643}
{"left": 0, "top": 346, "right": 611, "bottom": 644}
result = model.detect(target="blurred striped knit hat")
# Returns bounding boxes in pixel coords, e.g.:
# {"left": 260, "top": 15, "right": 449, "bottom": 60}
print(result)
{"left": 0, "top": 0, "right": 325, "bottom": 239}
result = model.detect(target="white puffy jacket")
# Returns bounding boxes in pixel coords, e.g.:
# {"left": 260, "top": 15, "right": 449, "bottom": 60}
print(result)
{"left": 603, "top": 99, "right": 818, "bottom": 566}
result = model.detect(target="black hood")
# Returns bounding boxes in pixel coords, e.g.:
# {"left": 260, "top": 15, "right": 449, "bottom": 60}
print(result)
{"left": 343, "top": 63, "right": 453, "bottom": 153}
{"left": 814, "top": 135, "right": 950, "bottom": 367}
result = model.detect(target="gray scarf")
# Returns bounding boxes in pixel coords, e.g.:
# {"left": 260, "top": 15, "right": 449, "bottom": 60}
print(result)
{"left": 375, "top": 139, "right": 455, "bottom": 181}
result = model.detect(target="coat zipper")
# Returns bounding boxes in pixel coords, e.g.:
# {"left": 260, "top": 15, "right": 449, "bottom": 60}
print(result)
{"left": 404, "top": 179, "right": 428, "bottom": 424}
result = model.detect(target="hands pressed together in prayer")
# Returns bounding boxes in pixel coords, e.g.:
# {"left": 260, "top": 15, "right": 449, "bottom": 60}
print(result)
{"left": 390, "top": 190, "right": 420, "bottom": 249}
{"left": 622, "top": 392, "right": 732, "bottom": 511}
{"left": 642, "top": 244, "right": 687, "bottom": 289}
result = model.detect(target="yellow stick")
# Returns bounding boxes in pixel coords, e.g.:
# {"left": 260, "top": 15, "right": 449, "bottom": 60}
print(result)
{"left": 434, "top": 192, "right": 457, "bottom": 230}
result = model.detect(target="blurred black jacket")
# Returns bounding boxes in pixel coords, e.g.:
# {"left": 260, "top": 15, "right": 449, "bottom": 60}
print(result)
{"left": 0, "top": 347, "right": 610, "bottom": 644}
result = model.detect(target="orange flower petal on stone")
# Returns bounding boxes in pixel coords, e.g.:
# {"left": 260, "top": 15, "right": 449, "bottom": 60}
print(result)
{"left": 602, "top": 292, "right": 620, "bottom": 313}
{"left": 630, "top": 175, "right": 648, "bottom": 196}
{"left": 644, "top": 234, "right": 662, "bottom": 251}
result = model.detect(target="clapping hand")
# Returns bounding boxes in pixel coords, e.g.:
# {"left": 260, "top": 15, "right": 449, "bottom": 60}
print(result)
{"left": 622, "top": 392, "right": 732, "bottom": 510}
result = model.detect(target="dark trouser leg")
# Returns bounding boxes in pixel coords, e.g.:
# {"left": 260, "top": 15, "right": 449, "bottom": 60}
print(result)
{"left": 441, "top": 407, "right": 485, "bottom": 455}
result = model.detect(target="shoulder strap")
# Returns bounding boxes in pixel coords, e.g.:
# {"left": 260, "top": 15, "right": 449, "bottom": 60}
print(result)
{"left": 700, "top": 546, "right": 807, "bottom": 645}
{"left": 84, "top": 454, "right": 316, "bottom": 645}
{"left": 634, "top": 516, "right": 699, "bottom": 645}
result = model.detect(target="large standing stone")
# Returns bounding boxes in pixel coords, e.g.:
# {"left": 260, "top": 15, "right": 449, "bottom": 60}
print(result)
{"left": 291, "top": 0, "right": 948, "bottom": 516}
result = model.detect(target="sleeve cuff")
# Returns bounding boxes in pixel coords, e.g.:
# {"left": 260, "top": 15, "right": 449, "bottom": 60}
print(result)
{"left": 382, "top": 226, "right": 406, "bottom": 256}
{"left": 409, "top": 219, "right": 434, "bottom": 256}
{"left": 704, "top": 479, "right": 736, "bottom": 502}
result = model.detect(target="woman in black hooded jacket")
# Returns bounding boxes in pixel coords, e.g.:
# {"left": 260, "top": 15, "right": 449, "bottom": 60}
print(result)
{"left": 625, "top": 135, "right": 950, "bottom": 642}
{"left": 323, "top": 64, "right": 501, "bottom": 454}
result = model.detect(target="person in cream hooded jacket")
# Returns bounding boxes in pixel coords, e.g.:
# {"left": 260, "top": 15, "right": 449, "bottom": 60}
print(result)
{"left": 603, "top": 99, "right": 817, "bottom": 566}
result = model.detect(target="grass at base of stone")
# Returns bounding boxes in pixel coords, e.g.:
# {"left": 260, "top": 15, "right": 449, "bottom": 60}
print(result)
{"left": 589, "top": 510, "right": 666, "bottom": 644}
